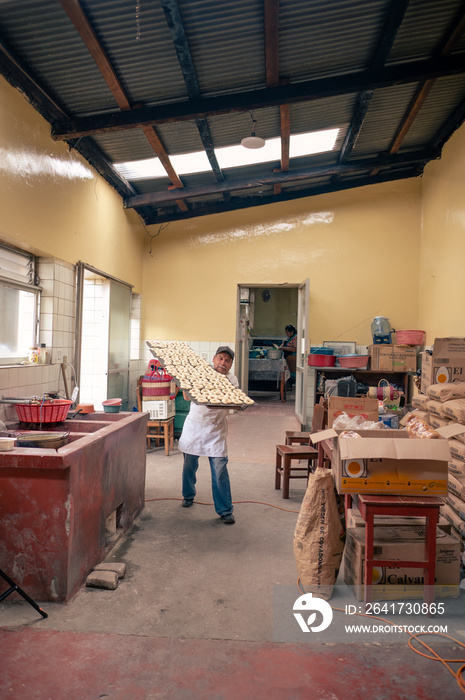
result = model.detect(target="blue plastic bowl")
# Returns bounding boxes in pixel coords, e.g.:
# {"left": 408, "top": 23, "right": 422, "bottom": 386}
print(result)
{"left": 310, "top": 346, "right": 334, "bottom": 355}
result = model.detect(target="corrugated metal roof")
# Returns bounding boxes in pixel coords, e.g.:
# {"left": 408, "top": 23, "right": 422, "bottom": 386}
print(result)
{"left": 388, "top": 0, "right": 465, "bottom": 63}
{"left": 279, "top": 0, "right": 389, "bottom": 80}
{"left": 1, "top": 0, "right": 465, "bottom": 223}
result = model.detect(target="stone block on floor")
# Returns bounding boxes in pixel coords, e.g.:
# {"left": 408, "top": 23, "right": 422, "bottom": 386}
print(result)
{"left": 86, "top": 571, "right": 119, "bottom": 590}
{"left": 93, "top": 562, "right": 127, "bottom": 579}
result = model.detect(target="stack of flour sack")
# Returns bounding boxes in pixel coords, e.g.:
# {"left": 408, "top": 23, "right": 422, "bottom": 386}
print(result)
{"left": 410, "top": 381, "right": 465, "bottom": 555}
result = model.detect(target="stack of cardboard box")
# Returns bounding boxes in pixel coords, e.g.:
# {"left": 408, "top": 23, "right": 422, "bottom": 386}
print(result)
{"left": 311, "top": 425, "right": 459, "bottom": 600}
{"left": 409, "top": 338, "right": 465, "bottom": 564}
{"left": 369, "top": 344, "right": 417, "bottom": 372}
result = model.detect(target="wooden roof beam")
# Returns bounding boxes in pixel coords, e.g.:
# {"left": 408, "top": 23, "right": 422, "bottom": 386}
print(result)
{"left": 160, "top": 0, "right": 228, "bottom": 199}
{"left": 124, "top": 148, "right": 437, "bottom": 208}
{"left": 372, "top": 4, "right": 465, "bottom": 175}
{"left": 58, "top": 0, "right": 188, "bottom": 213}
{"left": 51, "top": 54, "right": 465, "bottom": 141}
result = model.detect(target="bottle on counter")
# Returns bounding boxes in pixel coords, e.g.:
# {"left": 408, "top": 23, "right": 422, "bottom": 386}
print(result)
{"left": 28, "top": 346, "right": 39, "bottom": 363}
{"left": 38, "top": 343, "right": 48, "bottom": 364}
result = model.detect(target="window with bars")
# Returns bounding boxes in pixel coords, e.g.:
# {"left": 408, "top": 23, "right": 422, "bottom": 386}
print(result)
{"left": 0, "top": 244, "right": 40, "bottom": 364}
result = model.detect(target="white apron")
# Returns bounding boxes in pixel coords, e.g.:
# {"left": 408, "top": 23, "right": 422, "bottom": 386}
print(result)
{"left": 178, "top": 372, "right": 238, "bottom": 458}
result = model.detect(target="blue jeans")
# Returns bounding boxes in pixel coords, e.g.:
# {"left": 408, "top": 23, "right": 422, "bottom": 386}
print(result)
{"left": 182, "top": 453, "right": 233, "bottom": 516}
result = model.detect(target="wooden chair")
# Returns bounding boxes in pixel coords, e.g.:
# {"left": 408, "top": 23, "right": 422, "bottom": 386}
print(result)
{"left": 275, "top": 441, "right": 318, "bottom": 498}
{"left": 285, "top": 403, "right": 326, "bottom": 446}
{"left": 275, "top": 404, "right": 326, "bottom": 499}
{"left": 137, "top": 378, "right": 175, "bottom": 456}
{"left": 275, "top": 404, "right": 331, "bottom": 498}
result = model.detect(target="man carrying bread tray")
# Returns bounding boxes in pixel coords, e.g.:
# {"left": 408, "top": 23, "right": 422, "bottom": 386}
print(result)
{"left": 178, "top": 346, "right": 239, "bottom": 525}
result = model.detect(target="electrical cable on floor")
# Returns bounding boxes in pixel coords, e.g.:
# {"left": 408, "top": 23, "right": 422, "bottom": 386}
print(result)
{"left": 144, "top": 497, "right": 300, "bottom": 513}
{"left": 144, "top": 497, "right": 465, "bottom": 691}
{"left": 297, "top": 577, "right": 465, "bottom": 694}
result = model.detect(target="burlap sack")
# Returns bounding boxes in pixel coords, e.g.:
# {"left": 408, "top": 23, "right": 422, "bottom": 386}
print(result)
{"left": 426, "top": 399, "right": 444, "bottom": 418}
{"left": 411, "top": 393, "right": 429, "bottom": 410}
{"left": 449, "top": 457, "right": 465, "bottom": 476}
{"left": 428, "top": 382, "right": 465, "bottom": 402}
{"left": 441, "top": 504, "right": 465, "bottom": 537}
{"left": 453, "top": 430, "right": 465, "bottom": 445}
{"left": 442, "top": 399, "right": 465, "bottom": 423}
{"left": 449, "top": 438, "right": 465, "bottom": 463}
{"left": 448, "top": 473, "right": 465, "bottom": 501}
{"left": 293, "top": 467, "right": 345, "bottom": 601}
{"left": 428, "top": 414, "right": 451, "bottom": 430}
{"left": 404, "top": 409, "right": 429, "bottom": 424}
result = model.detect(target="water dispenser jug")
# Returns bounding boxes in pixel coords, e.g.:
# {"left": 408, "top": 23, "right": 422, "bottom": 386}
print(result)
{"left": 371, "top": 316, "right": 393, "bottom": 344}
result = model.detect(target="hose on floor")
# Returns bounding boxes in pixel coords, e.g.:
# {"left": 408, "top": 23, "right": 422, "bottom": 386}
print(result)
{"left": 145, "top": 497, "right": 465, "bottom": 692}
{"left": 297, "top": 577, "right": 465, "bottom": 694}
{"left": 144, "top": 497, "right": 300, "bottom": 513}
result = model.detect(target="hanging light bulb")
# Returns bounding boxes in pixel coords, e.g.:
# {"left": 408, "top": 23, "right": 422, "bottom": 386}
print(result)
{"left": 241, "top": 114, "right": 266, "bottom": 149}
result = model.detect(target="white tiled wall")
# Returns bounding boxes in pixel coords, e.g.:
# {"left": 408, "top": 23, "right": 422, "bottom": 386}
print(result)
{"left": 37, "top": 258, "right": 76, "bottom": 364}
{"left": 0, "top": 258, "right": 77, "bottom": 424}
{"left": 0, "top": 264, "right": 237, "bottom": 422}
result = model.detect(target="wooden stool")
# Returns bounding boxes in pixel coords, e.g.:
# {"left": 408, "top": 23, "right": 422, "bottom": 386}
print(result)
{"left": 355, "top": 494, "right": 442, "bottom": 611}
{"left": 147, "top": 416, "right": 175, "bottom": 456}
{"left": 275, "top": 444, "right": 318, "bottom": 498}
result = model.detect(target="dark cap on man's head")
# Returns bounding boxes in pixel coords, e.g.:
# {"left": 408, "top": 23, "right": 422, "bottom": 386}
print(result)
{"left": 215, "top": 345, "right": 234, "bottom": 360}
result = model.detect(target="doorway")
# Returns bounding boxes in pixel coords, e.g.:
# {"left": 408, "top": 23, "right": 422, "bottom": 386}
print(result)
{"left": 236, "top": 280, "right": 309, "bottom": 425}
{"left": 75, "top": 263, "right": 132, "bottom": 410}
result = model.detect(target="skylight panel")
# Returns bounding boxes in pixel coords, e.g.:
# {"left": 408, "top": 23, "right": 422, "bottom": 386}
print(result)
{"left": 114, "top": 128, "right": 339, "bottom": 181}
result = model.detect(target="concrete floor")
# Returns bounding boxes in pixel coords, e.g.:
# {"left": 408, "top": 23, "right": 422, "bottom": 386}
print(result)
{"left": 1, "top": 391, "right": 464, "bottom": 699}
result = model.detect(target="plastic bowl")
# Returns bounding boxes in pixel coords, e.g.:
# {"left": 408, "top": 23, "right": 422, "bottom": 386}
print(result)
{"left": 102, "top": 398, "right": 122, "bottom": 413}
{"left": 103, "top": 404, "right": 121, "bottom": 413}
{"left": 337, "top": 355, "right": 370, "bottom": 369}
{"left": 395, "top": 330, "right": 425, "bottom": 346}
{"left": 310, "top": 346, "right": 334, "bottom": 355}
{"left": 308, "top": 354, "right": 337, "bottom": 367}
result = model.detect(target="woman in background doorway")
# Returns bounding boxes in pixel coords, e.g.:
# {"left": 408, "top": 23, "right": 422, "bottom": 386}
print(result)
{"left": 278, "top": 324, "right": 297, "bottom": 385}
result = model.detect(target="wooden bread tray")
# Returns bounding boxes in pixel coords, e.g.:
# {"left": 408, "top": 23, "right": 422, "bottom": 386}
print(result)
{"left": 147, "top": 340, "right": 254, "bottom": 409}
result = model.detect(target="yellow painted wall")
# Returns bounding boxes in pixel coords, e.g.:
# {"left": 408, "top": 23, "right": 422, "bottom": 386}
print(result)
{"left": 6, "top": 64, "right": 465, "bottom": 353}
{"left": 142, "top": 179, "right": 422, "bottom": 346}
{"left": 0, "top": 76, "right": 146, "bottom": 293}
{"left": 420, "top": 125, "right": 465, "bottom": 341}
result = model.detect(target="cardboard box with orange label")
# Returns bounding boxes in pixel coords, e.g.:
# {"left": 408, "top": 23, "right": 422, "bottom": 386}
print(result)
{"left": 344, "top": 525, "right": 460, "bottom": 600}
{"left": 421, "top": 337, "right": 465, "bottom": 394}
{"left": 310, "top": 428, "right": 450, "bottom": 496}
{"left": 327, "top": 396, "right": 379, "bottom": 428}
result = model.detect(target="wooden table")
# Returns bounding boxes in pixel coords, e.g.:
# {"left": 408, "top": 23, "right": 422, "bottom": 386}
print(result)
{"left": 314, "top": 432, "right": 442, "bottom": 612}
{"left": 354, "top": 493, "right": 442, "bottom": 611}
{"left": 146, "top": 416, "right": 175, "bottom": 456}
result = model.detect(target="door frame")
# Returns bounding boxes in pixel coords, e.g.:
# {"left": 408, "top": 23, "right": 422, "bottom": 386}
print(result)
{"left": 236, "top": 280, "right": 309, "bottom": 424}
{"left": 295, "top": 278, "right": 310, "bottom": 427}
{"left": 75, "top": 262, "right": 133, "bottom": 408}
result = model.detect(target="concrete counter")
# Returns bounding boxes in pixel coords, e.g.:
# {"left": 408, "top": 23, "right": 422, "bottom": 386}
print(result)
{"left": 0, "top": 411, "right": 149, "bottom": 602}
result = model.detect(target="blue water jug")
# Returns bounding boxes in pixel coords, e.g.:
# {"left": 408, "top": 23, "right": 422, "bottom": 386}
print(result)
{"left": 371, "top": 316, "right": 392, "bottom": 344}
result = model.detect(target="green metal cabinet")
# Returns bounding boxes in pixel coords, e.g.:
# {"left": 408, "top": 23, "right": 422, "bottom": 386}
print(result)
{"left": 174, "top": 390, "right": 190, "bottom": 437}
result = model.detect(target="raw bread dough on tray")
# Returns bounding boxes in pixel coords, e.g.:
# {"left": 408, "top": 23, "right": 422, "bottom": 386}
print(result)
{"left": 147, "top": 340, "right": 254, "bottom": 408}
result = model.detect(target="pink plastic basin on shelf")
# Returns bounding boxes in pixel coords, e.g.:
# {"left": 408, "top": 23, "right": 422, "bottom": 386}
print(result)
{"left": 337, "top": 355, "right": 370, "bottom": 369}
{"left": 395, "top": 330, "right": 425, "bottom": 346}
{"left": 308, "top": 354, "right": 337, "bottom": 368}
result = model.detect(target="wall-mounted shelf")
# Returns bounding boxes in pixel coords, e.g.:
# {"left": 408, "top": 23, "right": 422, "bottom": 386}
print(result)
{"left": 310, "top": 368, "right": 413, "bottom": 404}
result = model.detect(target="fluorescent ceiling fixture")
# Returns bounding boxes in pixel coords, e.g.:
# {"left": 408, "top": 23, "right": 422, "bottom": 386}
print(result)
{"left": 114, "top": 128, "right": 339, "bottom": 180}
